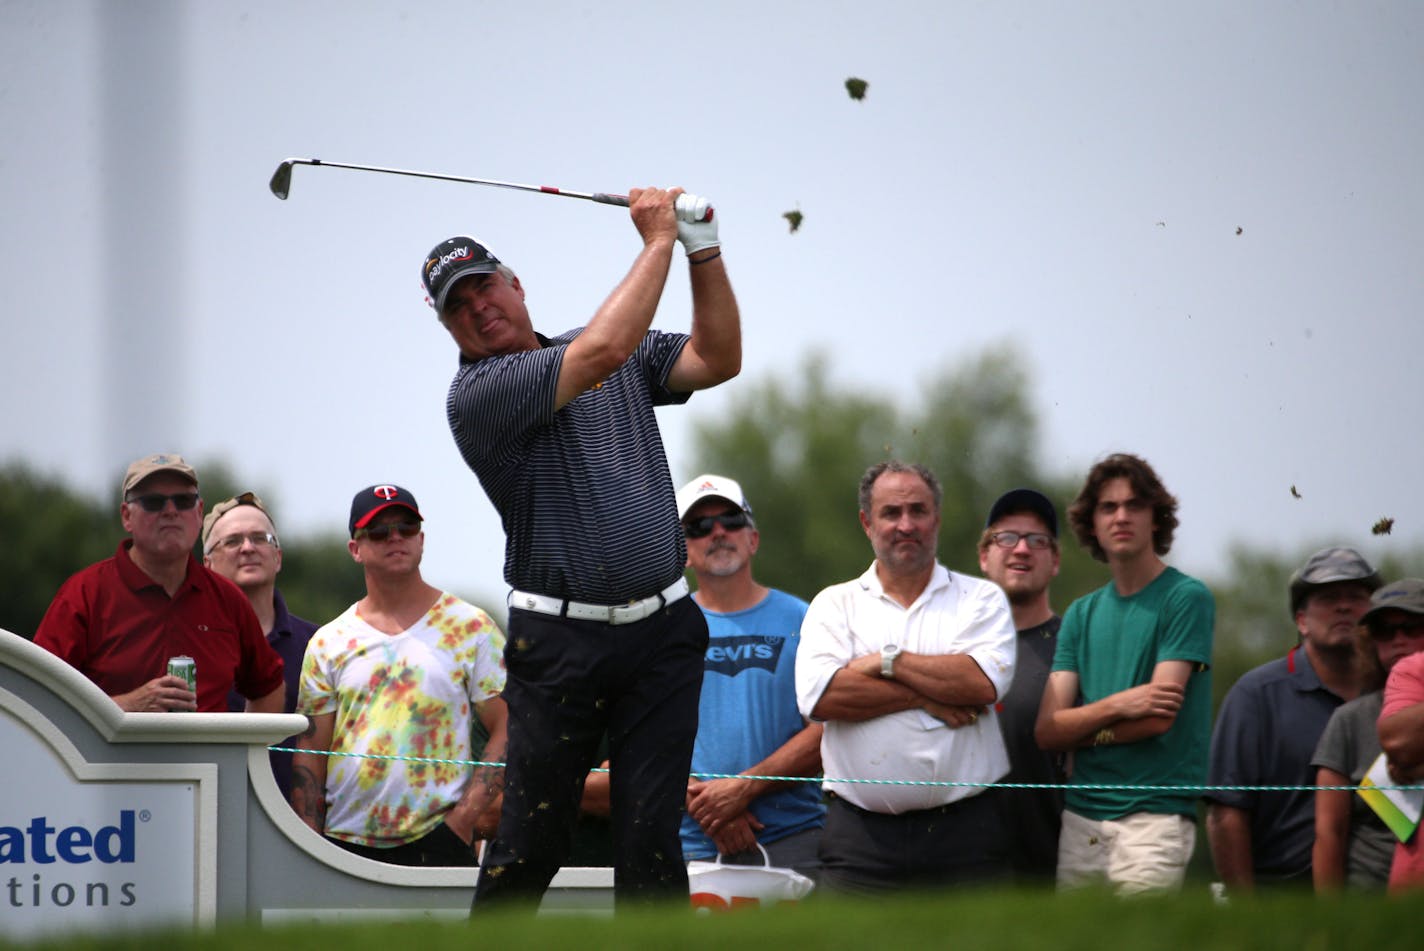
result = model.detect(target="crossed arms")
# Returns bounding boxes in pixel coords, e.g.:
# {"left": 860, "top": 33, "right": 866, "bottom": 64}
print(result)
{"left": 810, "top": 651, "right": 996, "bottom": 726}
{"left": 1034, "top": 660, "right": 1192, "bottom": 752}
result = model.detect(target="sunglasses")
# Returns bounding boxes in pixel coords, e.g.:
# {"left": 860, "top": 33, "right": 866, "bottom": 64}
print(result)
{"left": 355, "top": 521, "right": 421, "bottom": 542}
{"left": 126, "top": 492, "right": 201, "bottom": 513}
{"left": 683, "top": 510, "right": 750, "bottom": 539}
{"left": 989, "top": 530, "right": 1054, "bottom": 551}
{"left": 1370, "top": 620, "right": 1424, "bottom": 640}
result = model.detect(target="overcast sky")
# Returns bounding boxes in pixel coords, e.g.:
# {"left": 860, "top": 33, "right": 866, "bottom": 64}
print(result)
{"left": 2, "top": 1, "right": 1421, "bottom": 613}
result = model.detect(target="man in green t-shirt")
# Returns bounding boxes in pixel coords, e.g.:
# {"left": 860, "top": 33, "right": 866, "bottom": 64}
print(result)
{"left": 1035, "top": 453, "right": 1214, "bottom": 895}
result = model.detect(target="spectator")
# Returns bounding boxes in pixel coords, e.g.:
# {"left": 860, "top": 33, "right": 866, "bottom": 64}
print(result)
{"left": 796, "top": 461, "right": 1016, "bottom": 893}
{"left": 1376, "top": 580, "right": 1424, "bottom": 892}
{"left": 1036, "top": 453, "right": 1214, "bottom": 895}
{"left": 1206, "top": 546, "right": 1380, "bottom": 892}
{"left": 291, "top": 484, "right": 507, "bottom": 866}
{"left": 676, "top": 473, "right": 824, "bottom": 879}
{"left": 202, "top": 491, "right": 318, "bottom": 799}
{"left": 1312, "top": 579, "right": 1424, "bottom": 891}
{"left": 35, "top": 453, "right": 283, "bottom": 713}
{"left": 978, "top": 488, "right": 1067, "bottom": 883}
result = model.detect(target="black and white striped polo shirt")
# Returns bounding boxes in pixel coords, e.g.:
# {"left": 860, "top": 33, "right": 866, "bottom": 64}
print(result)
{"left": 446, "top": 328, "right": 692, "bottom": 604}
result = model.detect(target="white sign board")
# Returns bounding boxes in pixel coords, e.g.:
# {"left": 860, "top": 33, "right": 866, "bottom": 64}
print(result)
{"left": 1, "top": 705, "right": 202, "bottom": 939}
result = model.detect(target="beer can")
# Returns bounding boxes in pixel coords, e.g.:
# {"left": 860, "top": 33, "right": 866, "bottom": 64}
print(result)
{"left": 167, "top": 655, "right": 197, "bottom": 696}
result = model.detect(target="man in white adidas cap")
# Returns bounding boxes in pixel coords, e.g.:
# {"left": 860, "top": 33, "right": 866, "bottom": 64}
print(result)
{"left": 676, "top": 474, "right": 824, "bottom": 880}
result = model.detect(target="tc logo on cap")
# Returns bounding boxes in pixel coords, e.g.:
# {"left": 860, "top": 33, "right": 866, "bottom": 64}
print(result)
{"left": 373, "top": 485, "right": 399, "bottom": 500}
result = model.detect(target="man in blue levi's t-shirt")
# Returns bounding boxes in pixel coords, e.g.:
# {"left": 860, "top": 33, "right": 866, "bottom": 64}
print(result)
{"left": 676, "top": 474, "right": 824, "bottom": 880}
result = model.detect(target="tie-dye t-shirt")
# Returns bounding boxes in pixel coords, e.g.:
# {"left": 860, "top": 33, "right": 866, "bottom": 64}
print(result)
{"left": 298, "top": 592, "right": 506, "bottom": 847}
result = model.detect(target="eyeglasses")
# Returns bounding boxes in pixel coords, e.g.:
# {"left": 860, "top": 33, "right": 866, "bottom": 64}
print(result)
{"left": 355, "top": 521, "right": 422, "bottom": 542}
{"left": 126, "top": 492, "right": 201, "bottom": 513}
{"left": 1370, "top": 619, "right": 1424, "bottom": 640}
{"left": 989, "top": 530, "right": 1054, "bottom": 550}
{"left": 208, "top": 531, "right": 279, "bottom": 555}
{"left": 683, "top": 511, "right": 750, "bottom": 539}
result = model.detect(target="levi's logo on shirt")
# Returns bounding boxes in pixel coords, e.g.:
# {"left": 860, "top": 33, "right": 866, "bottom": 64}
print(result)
{"left": 705, "top": 635, "right": 784, "bottom": 677}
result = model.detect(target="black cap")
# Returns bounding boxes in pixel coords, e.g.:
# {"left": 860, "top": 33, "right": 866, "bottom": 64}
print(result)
{"left": 349, "top": 484, "right": 422, "bottom": 537}
{"left": 985, "top": 488, "right": 1058, "bottom": 537}
{"left": 421, "top": 236, "right": 501, "bottom": 315}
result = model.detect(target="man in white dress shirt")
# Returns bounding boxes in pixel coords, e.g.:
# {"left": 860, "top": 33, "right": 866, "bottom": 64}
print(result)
{"left": 795, "top": 461, "right": 1017, "bottom": 893}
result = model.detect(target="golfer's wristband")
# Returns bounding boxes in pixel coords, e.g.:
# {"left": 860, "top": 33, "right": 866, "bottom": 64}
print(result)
{"left": 689, "top": 250, "right": 722, "bottom": 267}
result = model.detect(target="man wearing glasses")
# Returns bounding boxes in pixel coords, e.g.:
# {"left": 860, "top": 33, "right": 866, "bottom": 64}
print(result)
{"left": 675, "top": 474, "right": 824, "bottom": 880}
{"left": 35, "top": 453, "right": 285, "bottom": 713}
{"left": 978, "top": 488, "right": 1066, "bottom": 883}
{"left": 795, "top": 461, "right": 1017, "bottom": 893}
{"left": 291, "top": 484, "right": 508, "bottom": 867}
{"left": 203, "top": 491, "right": 318, "bottom": 798}
{"left": 422, "top": 186, "right": 739, "bottom": 908}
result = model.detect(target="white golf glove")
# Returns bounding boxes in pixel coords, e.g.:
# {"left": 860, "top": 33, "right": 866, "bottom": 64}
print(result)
{"left": 675, "top": 193, "right": 719, "bottom": 255}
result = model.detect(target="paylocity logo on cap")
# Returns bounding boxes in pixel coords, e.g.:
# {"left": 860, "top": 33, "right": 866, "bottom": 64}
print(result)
{"left": 421, "top": 236, "right": 501, "bottom": 313}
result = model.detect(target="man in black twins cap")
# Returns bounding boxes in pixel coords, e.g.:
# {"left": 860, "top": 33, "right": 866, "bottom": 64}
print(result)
{"left": 422, "top": 186, "right": 742, "bottom": 911}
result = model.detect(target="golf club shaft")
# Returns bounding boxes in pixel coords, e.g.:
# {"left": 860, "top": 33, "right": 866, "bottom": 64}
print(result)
{"left": 272, "top": 157, "right": 631, "bottom": 211}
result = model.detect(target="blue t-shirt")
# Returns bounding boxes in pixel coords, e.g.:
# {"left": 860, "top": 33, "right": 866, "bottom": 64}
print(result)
{"left": 681, "top": 589, "right": 825, "bottom": 859}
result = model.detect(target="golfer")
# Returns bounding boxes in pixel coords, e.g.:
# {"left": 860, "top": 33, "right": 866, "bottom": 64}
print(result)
{"left": 420, "top": 186, "right": 740, "bottom": 910}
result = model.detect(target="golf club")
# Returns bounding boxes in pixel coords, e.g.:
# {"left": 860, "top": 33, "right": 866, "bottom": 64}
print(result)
{"left": 269, "top": 158, "right": 713, "bottom": 222}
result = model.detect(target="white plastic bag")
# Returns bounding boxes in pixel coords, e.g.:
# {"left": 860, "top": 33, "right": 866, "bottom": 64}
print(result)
{"left": 688, "top": 843, "right": 815, "bottom": 911}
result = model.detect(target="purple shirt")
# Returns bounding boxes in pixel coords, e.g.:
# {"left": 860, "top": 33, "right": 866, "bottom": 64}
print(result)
{"left": 227, "top": 589, "right": 317, "bottom": 799}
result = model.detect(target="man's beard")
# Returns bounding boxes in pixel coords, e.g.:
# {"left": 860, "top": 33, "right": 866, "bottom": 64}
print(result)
{"left": 701, "top": 545, "right": 746, "bottom": 578}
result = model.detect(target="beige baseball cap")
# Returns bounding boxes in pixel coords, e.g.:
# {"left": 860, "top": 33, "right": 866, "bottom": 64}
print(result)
{"left": 121, "top": 453, "right": 198, "bottom": 499}
{"left": 201, "top": 491, "right": 272, "bottom": 552}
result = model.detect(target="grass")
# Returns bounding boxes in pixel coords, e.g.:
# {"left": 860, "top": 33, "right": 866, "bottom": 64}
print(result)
{"left": 7, "top": 887, "right": 1422, "bottom": 951}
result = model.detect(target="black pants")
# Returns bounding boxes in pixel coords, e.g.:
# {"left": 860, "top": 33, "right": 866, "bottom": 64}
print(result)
{"left": 818, "top": 790, "right": 1010, "bottom": 894}
{"left": 329, "top": 821, "right": 476, "bottom": 867}
{"left": 472, "top": 596, "right": 707, "bottom": 913}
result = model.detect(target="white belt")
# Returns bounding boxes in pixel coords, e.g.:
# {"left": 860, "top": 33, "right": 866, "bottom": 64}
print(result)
{"left": 510, "top": 577, "right": 690, "bottom": 626}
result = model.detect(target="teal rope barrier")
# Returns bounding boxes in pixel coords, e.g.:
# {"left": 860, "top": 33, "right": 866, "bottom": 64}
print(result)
{"left": 266, "top": 746, "right": 1424, "bottom": 793}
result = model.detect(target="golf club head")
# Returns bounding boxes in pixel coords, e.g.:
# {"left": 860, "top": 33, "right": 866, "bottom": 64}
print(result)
{"left": 269, "top": 160, "right": 296, "bottom": 200}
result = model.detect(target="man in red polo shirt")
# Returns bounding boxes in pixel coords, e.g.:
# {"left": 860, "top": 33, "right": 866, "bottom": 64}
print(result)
{"left": 34, "top": 453, "right": 284, "bottom": 713}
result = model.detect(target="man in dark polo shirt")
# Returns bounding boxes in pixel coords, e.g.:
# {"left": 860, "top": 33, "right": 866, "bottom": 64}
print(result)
{"left": 204, "top": 491, "right": 318, "bottom": 798}
{"left": 421, "top": 186, "right": 740, "bottom": 910}
{"left": 34, "top": 454, "right": 285, "bottom": 713}
{"left": 1205, "top": 546, "right": 1381, "bottom": 892}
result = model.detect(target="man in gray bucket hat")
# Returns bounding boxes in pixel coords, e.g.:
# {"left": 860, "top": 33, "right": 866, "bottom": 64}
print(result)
{"left": 1206, "top": 546, "right": 1382, "bottom": 894}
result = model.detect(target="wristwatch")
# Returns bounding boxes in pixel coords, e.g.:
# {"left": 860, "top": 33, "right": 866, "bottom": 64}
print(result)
{"left": 880, "top": 644, "right": 901, "bottom": 679}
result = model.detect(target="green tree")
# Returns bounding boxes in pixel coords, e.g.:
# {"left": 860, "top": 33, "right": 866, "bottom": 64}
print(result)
{"left": 0, "top": 460, "right": 365, "bottom": 639}
{"left": 0, "top": 463, "right": 116, "bottom": 638}
{"left": 686, "top": 347, "right": 1424, "bottom": 716}
{"left": 686, "top": 346, "right": 1105, "bottom": 608}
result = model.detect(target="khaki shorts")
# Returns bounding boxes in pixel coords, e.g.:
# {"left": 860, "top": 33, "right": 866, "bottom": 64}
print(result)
{"left": 1056, "top": 809, "right": 1196, "bottom": 895}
